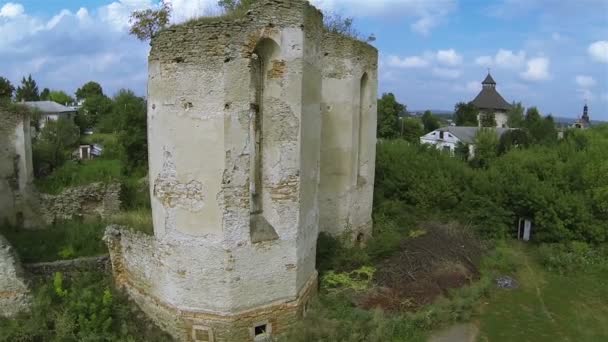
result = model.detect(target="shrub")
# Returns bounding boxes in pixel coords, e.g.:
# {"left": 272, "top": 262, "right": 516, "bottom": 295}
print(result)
{"left": 0, "top": 272, "right": 171, "bottom": 341}
{"left": 35, "top": 159, "right": 122, "bottom": 194}
{"left": 538, "top": 242, "right": 608, "bottom": 273}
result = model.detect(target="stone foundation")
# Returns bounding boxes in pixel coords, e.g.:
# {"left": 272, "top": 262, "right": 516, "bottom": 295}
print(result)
{"left": 106, "top": 226, "right": 316, "bottom": 341}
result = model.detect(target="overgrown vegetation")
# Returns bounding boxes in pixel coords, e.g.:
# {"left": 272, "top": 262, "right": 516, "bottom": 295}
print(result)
{"left": 0, "top": 272, "right": 171, "bottom": 341}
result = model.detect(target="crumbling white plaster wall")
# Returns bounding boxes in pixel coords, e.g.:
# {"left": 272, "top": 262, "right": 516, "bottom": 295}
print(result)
{"left": 0, "top": 107, "right": 38, "bottom": 228}
{"left": 319, "top": 32, "right": 378, "bottom": 239}
{"left": 0, "top": 234, "right": 31, "bottom": 317}
{"left": 112, "top": 0, "right": 323, "bottom": 320}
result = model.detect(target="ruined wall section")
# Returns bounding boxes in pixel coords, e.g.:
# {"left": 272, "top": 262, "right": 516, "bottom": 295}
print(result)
{"left": 319, "top": 32, "right": 378, "bottom": 239}
{"left": 0, "top": 104, "right": 38, "bottom": 228}
{"left": 0, "top": 234, "right": 31, "bottom": 317}
{"left": 107, "top": 1, "right": 323, "bottom": 340}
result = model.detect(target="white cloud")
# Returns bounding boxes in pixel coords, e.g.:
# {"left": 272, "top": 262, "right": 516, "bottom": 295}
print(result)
{"left": 432, "top": 67, "right": 462, "bottom": 79}
{"left": 475, "top": 56, "right": 493, "bottom": 67}
{"left": 387, "top": 55, "right": 429, "bottom": 68}
{"left": 576, "top": 75, "right": 596, "bottom": 88}
{"left": 495, "top": 49, "right": 526, "bottom": 69}
{"left": 588, "top": 41, "right": 608, "bottom": 63}
{"left": 520, "top": 57, "right": 550, "bottom": 81}
{"left": 436, "top": 49, "right": 462, "bottom": 66}
{"left": 310, "top": 0, "right": 456, "bottom": 35}
{"left": 475, "top": 49, "right": 526, "bottom": 69}
{"left": 0, "top": 2, "right": 24, "bottom": 18}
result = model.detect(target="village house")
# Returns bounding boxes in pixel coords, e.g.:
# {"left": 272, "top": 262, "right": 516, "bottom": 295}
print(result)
{"left": 471, "top": 73, "right": 512, "bottom": 128}
{"left": 420, "top": 126, "right": 513, "bottom": 158}
{"left": 23, "top": 100, "right": 77, "bottom": 129}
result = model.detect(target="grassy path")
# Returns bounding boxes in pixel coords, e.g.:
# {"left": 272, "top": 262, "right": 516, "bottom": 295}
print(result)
{"left": 477, "top": 243, "right": 608, "bottom": 342}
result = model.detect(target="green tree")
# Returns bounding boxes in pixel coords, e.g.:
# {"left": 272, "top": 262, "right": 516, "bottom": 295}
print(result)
{"left": 48, "top": 90, "right": 74, "bottom": 105}
{"left": 75, "top": 81, "right": 104, "bottom": 101}
{"left": 421, "top": 110, "right": 440, "bottom": 133}
{"left": 401, "top": 118, "right": 423, "bottom": 143}
{"left": 470, "top": 128, "right": 498, "bottom": 168}
{"left": 507, "top": 102, "right": 525, "bottom": 128}
{"left": 0, "top": 76, "right": 15, "bottom": 99}
{"left": 129, "top": 0, "right": 171, "bottom": 41}
{"left": 15, "top": 74, "right": 40, "bottom": 101}
{"left": 498, "top": 129, "right": 531, "bottom": 154}
{"left": 453, "top": 102, "right": 478, "bottom": 126}
{"left": 40, "top": 87, "right": 51, "bottom": 100}
{"left": 79, "top": 95, "right": 113, "bottom": 130}
{"left": 377, "top": 93, "right": 405, "bottom": 139}
{"left": 100, "top": 89, "right": 148, "bottom": 173}
{"left": 524, "top": 106, "right": 541, "bottom": 124}
{"left": 33, "top": 118, "right": 80, "bottom": 176}
{"left": 479, "top": 111, "right": 496, "bottom": 127}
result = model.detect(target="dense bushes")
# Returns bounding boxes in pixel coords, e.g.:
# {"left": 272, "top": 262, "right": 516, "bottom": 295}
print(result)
{"left": 374, "top": 126, "right": 608, "bottom": 243}
{"left": 0, "top": 272, "right": 170, "bottom": 341}
{"left": 35, "top": 159, "right": 122, "bottom": 194}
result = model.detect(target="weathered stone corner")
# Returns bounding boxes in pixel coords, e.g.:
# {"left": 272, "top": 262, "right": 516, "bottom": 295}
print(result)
{"left": 0, "top": 234, "right": 31, "bottom": 318}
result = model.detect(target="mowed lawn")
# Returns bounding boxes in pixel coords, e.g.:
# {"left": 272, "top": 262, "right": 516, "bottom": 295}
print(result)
{"left": 477, "top": 244, "right": 608, "bottom": 342}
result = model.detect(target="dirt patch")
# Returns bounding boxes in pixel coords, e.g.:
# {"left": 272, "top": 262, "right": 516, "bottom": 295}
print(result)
{"left": 358, "top": 222, "right": 485, "bottom": 312}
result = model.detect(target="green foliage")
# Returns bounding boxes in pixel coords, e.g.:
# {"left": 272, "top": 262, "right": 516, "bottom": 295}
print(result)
{"left": 470, "top": 128, "right": 499, "bottom": 168}
{"left": 507, "top": 102, "right": 525, "bottom": 127}
{"left": 377, "top": 93, "right": 405, "bottom": 139}
{"left": 0, "top": 76, "right": 14, "bottom": 99}
{"left": 47, "top": 90, "right": 75, "bottom": 105}
{"left": 421, "top": 110, "right": 440, "bottom": 133}
{"left": 538, "top": 242, "right": 608, "bottom": 273}
{"left": 32, "top": 118, "right": 81, "bottom": 176}
{"left": 401, "top": 118, "right": 424, "bottom": 143}
{"left": 15, "top": 74, "right": 39, "bottom": 101}
{"left": 35, "top": 159, "right": 122, "bottom": 194}
{"left": 79, "top": 94, "right": 113, "bottom": 129}
{"left": 479, "top": 111, "right": 496, "bottom": 127}
{"left": 0, "top": 221, "right": 107, "bottom": 263}
{"left": 453, "top": 102, "right": 478, "bottom": 126}
{"left": 374, "top": 126, "right": 608, "bottom": 242}
{"left": 321, "top": 266, "right": 376, "bottom": 292}
{"left": 75, "top": 81, "right": 104, "bottom": 101}
{"left": 498, "top": 129, "right": 531, "bottom": 155}
{"left": 129, "top": 0, "right": 172, "bottom": 41}
{"left": 0, "top": 272, "right": 171, "bottom": 341}
{"left": 316, "top": 233, "right": 370, "bottom": 274}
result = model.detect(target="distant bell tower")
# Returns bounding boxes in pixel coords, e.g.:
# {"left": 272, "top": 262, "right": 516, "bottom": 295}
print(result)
{"left": 482, "top": 70, "right": 497, "bottom": 89}
{"left": 581, "top": 103, "right": 590, "bottom": 125}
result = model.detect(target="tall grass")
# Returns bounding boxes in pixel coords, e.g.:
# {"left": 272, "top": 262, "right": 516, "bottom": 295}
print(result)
{"left": 35, "top": 160, "right": 122, "bottom": 194}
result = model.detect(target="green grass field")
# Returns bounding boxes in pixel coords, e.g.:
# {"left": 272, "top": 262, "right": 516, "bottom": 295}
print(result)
{"left": 477, "top": 243, "right": 608, "bottom": 342}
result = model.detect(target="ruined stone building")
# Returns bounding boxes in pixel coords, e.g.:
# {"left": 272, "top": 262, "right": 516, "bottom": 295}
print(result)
{"left": 0, "top": 103, "right": 38, "bottom": 228}
{"left": 105, "top": 0, "right": 378, "bottom": 341}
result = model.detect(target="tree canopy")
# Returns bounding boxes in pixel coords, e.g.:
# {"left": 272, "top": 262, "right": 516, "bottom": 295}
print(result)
{"left": 453, "top": 102, "right": 478, "bottom": 126}
{"left": 421, "top": 110, "right": 440, "bottom": 133}
{"left": 0, "top": 76, "right": 15, "bottom": 99}
{"left": 129, "top": 1, "right": 171, "bottom": 41}
{"left": 15, "top": 74, "right": 40, "bottom": 102}
{"left": 377, "top": 93, "right": 405, "bottom": 139}
{"left": 76, "top": 82, "right": 104, "bottom": 101}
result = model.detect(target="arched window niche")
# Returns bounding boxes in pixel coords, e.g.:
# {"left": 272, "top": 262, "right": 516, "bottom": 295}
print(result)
{"left": 356, "top": 72, "right": 371, "bottom": 187}
{"left": 249, "top": 38, "right": 281, "bottom": 243}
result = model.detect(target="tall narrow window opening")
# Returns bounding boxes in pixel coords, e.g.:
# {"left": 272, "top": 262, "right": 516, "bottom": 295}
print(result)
{"left": 249, "top": 38, "right": 280, "bottom": 243}
{"left": 357, "top": 73, "right": 370, "bottom": 186}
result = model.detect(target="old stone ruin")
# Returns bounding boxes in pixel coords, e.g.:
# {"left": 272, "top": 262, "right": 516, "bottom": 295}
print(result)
{"left": 104, "top": 0, "right": 378, "bottom": 341}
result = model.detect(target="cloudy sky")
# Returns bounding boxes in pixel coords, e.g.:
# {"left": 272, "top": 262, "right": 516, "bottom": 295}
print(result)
{"left": 1, "top": 0, "right": 607, "bottom": 119}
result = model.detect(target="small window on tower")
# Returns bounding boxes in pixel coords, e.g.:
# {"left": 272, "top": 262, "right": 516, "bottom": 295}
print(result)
{"left": 252, "top": 322, "right": 271, "bottom": 341}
